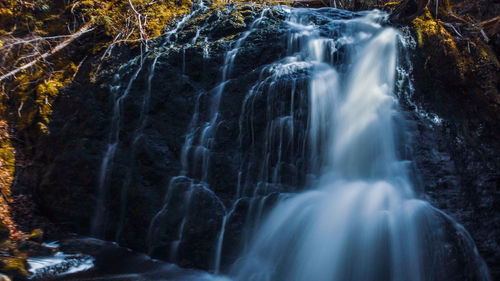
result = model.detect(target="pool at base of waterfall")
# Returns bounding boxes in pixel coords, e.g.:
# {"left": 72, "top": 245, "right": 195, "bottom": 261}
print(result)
{"left": 28, "top": 252, "right": 94, "bottom": 280}
{"left": 29, "top": 238, "right": 230, "bottom": 281}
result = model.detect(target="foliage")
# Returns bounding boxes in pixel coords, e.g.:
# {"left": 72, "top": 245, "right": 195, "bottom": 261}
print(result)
{"left": 0, "top": 0, "right": 193, "bottom": 138}
{"left": 80, "top": 0, "right": 192, "bottom": 39}
{"left": 0, "top": 119, "right": 18, "bottom": 241}
{"left": 412, "top": 4, "right": 499, "bottom": 80}
{"left": 0, "top": 256, "right": 29, "bottom": 280}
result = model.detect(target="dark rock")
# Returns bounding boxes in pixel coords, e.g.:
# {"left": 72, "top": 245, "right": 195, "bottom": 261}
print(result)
{"left": 389, "top": 0, "right": 430, "bottom": 24}
{"left": 401, "top": 6, "right": 500, "bottom": 277}
{"left": 17, "top": 241, "right": 54, "bottom": 257}
{"left": 0, "top": 223, "right": 9, "bottom": 243}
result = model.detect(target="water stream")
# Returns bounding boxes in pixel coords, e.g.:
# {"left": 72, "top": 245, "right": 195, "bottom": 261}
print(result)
{"left": 79, "top": 4, "right": 492, "bottom": 281}
{"left": 91, "top": 56, "right": 146, "bottom": 237}
{"left": 228, "top": 7, "right": 491, "bottom": 281}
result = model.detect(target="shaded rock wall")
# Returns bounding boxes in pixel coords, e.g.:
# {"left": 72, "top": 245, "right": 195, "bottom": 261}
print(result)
{"left": 19, "top": 4, "right": 292, "bottom": 271}
{"left": 407, "top": 7, "right": 500, "bottom": 279}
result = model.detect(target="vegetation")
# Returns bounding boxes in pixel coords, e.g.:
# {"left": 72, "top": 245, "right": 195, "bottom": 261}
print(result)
{"left": 412, "top": 1, "right": 499, "bottom": 80}
{"left": 0, "top": 0, "right": 192, "bottom": 135}
{"left": 0, "top": 256, "right": 29, "bottom": 280}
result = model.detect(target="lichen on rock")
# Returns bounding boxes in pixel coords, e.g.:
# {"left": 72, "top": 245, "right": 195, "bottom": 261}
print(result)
{"left": 0, "top": 257, "right": 29, "bottom": 281}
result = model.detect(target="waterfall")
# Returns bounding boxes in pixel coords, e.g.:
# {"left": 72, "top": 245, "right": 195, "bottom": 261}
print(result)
{"left": 86, "top": 3, "right": 491, "bottom": 280}
{"left": 115, "top": 55, "right": 160, "bottom": 241}
{"left": 93, "top": 0, "right": 209, "bottom": 241}
{"left": 91, "top": 56, "right": 145, "bottom": 237}
{"left": 146, "top": 5, "right": 272, "bottom": 262}
{"left": 228, "top": 7, "right": 491, "bottom": 281}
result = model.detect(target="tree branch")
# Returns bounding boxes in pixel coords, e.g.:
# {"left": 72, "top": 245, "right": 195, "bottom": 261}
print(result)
{"left": 0, "top": 22, "right": 95, "bottom": 83}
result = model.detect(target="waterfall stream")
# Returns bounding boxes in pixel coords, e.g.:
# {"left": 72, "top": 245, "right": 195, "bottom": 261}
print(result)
{"left": 231, "top": 8, "right": 425, "bottom": 281}
{"left": 228, "top": 7, "right": 491, "bottom": 281}
{"left": 91, "top": 56, "right": 146, "bottom": 237}
{"left": 81, "top": 4, "right": 492, "bottom": 281}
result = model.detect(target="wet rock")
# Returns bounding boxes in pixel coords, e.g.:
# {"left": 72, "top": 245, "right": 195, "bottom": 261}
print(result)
{"left": 402, "top": 4, "right": 500, "bottom": 277}
{"left": 16, "top": 4, "right": 288, "bottom": 271}
{"left": 17, "top": 241, "right": 54, "bottom": 257}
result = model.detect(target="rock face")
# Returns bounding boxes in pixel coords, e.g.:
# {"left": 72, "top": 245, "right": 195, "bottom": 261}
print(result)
{"left": 21, "top": 4, "right": 292, "bottom": 271}
{"left": 10, "top": 1, "right": 499, "bottom": 280}
{"left": 405, "top": 3, "right": 500, "bottom": 278}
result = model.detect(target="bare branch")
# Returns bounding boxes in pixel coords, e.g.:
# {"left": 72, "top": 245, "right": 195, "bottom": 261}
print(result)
{"left": 128, "top": 0, "right": 148, "bottom": 49}
{"left": 0, "top": 23, "right": 95, "bottom": 83}
{"left": 0, "top": 35, "right": 73, "bottom": 50}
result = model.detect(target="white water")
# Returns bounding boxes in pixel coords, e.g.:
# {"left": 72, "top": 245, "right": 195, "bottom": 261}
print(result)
{"left": 27, "top": 251, "right": 94, "bottom": 279}
{"left": 229, "top": 8, "right": 490, "bottom": 281}
{"left": 214, "top": 198, "right": 243, "bottom": 273}
{"left": 91, "top": 56, "right": 145, "bottom": 237}
{"left": 115, "top": 55, "right": 160, "bottom": 241}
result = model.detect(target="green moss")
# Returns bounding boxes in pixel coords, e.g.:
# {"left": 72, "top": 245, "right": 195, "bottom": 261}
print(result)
{"left": 0, "top": 8, "right": 15, "bottom": 32}
{"left": 411, "top": 2, "right": 500, "bottom": 82}
{"left": 383, "top": 1, "right": 402, "bottom": 9}
{"left": 412, "top": 9, "right": 443, "bottom": 47}
{"left": 76, "top": 0, "right": 192, "bottom": 44}
{"left": 0, "top": 140, "right": 14, "bottom": 176}
{"left": 0, "top": 119, "right": 15, "bottom": 178}
{"left": 0, "top": 257, "right": 29, "bottom": 280}
{"left": 412, "top": 8, "right": 471, "bottom": 78}
{"left": 1, "top": 1, "right": 195, "bottom": 138}
{"left": 27, "top": 229, "right": 43, "bottom": 242}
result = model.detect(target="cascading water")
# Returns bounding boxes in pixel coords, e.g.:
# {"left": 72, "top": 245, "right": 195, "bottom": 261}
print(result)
{"left": 91, "top": 56, "right": 146, "bottom": 237}
{"left": 228, "top": 7, "right": 491, "bottom": 281}
{"left": 146, "top": 5, "right": 273, "bottom": 263}
{"left": 81, "top": 3, "right": 492, "bottom": 281}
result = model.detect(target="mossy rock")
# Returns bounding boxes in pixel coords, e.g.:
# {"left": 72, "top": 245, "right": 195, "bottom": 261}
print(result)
{"left": 0, "top": 257, "right": 29, "bottom": 281}
{"left": 384, "top": 0, "right": 402, "bottom": 9}
{"left": 27, "top": 229, "right": 43, "bottom": 243}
